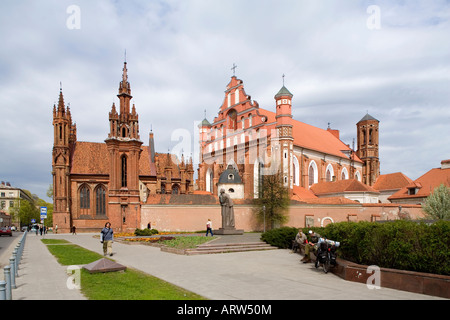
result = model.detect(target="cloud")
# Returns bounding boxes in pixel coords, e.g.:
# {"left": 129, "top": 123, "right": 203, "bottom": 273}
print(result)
{"left": 0, "top": 0, "right": 449, "bottom": 201}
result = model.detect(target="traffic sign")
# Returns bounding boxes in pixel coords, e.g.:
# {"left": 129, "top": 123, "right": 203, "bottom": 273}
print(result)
{"left": 40, "top": 207, "right": 47, "bottom": 219}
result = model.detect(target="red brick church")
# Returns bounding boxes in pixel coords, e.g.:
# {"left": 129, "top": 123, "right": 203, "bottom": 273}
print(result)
{"left": 196, "top": 74, "right": 380, "bottom": 200}
{"left": 52, "top": 62, "right": 194, "bottom": 233}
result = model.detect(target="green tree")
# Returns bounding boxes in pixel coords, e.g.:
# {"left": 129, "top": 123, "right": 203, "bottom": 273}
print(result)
{"left": 46, "top": 184, "right": 53, "bottom": 199}
{"left": 422, "top": 184, "right": 450, "bottom": 220}
{"left": 18, "top": 199, "right": 40, "bottom": 226}
{"left": 253, "top": 172, "right": 290, "bottom": 230}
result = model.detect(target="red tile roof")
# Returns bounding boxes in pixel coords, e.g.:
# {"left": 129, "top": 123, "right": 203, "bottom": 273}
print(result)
{"left": 373, "top": 172, "right": 413, "bottom": 191}
{"left": 257, "top": 109, "right": 362, "bottom": 162}
{"left": 389, "top": 167, "right": 450, "bottom": 200}
{"left": 303, "top": 197, "right": 359, "bottom": 205}
{"left": 71, "top": 141, "right": 109, "bottom": 175}
{"left": 70, "top": 142, "right": 171, "bottom": 178}
{"left": 291, "top": 119, "right": 362, "bottom": 162}
{"left": 292, "top": 185, "right": 317, "bottom": 202}
{"left": 310, "top": 179, "right": 379, "bottom": 195}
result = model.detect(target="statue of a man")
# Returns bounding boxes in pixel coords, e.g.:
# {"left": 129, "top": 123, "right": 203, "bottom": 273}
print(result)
{"left": 219, "top": 189, "right": 235, "bottom": 228}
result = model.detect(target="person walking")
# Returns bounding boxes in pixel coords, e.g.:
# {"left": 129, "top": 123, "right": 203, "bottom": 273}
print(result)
{"left": 206, "top": 219, "right": 214, "bottom": 236}
{"left": 100, "top": 222, "right": 114, "bottom": 256}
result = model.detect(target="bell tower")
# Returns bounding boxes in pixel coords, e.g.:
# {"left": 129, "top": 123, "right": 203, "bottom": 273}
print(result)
{"left": 274, "top": 79, "right": 294, "bottom": 192}
{"left": 105, "top": 61, "right": 143, "bottom": 232}
{"left": 52, "top": 87, "right": 76, "bottom": 233}
{"left": 356, "top": 113, "right": 380, "bottom": 186}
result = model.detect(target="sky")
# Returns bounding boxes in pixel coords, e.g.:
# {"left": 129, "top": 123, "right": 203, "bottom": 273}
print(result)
{"left": 0, "top": 0, "right": 449, "bottom": 201}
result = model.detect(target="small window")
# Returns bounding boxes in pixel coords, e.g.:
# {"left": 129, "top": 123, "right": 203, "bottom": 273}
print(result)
{"left": 228, "top": 188, "right": 234, "bottom": 193}
{"left": 228, "top": 174, "right": 234, "bottom": 181}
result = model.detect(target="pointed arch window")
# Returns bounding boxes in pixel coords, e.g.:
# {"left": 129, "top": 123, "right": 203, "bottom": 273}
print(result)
{"left": 80, "top": 185, "right": 90, "bottom": 209}
{"left": 95, "top": 185, "right": 106, "bottom": 216}
{"left": 293, "top": 155, "right": 300, "bottom": 186}
{"left": 341, "top": 167, "right": 349, "bottom": 180}
{"left": 206, "top": 168, "right": 213, "bottom": 193}
{"left": 308, "top": 161, "right": 318, "bottom": 187}
{"left": 325, "top": 164, "right": 334, "bottom": 182}
{"left": 121, "top": 155, "right": 127, "bottom": 188}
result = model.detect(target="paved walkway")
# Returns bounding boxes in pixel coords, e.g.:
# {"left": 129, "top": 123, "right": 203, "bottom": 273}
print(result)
{"left": 9, "top": 232, "right": 445, "bottom": 300}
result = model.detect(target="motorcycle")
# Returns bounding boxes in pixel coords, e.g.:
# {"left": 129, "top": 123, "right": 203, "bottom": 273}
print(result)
{"left": 314, "top": 238, "right": 339, "bottom": 273}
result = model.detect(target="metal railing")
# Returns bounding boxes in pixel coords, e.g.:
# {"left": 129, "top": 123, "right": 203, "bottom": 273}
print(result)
{"left": 0, "top": 230, "right": 27, "bottom": 300}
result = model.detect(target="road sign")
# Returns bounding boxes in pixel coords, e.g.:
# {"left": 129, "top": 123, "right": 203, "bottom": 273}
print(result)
{"left": 31, "top": 219, "right": 36, "bottom": 223}
{"left": 40, "top": 207, "right": 47, "bottom": 219}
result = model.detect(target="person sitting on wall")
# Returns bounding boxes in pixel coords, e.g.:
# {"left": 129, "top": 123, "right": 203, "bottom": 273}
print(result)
{"left": 293, "top": 229, "right": 307, "bottom": 253}
{"left": 302, "top": 230, "right": 321, "bottom": 263}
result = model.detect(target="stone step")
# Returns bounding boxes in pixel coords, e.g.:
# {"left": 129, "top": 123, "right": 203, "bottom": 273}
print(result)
{"left": 185, "top": 242, "right": 277, "bottom": 255}
{"left": 196, "top": 242, "right": 272, "bottom": 250}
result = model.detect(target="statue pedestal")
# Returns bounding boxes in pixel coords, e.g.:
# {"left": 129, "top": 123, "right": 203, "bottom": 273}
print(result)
{"left": 214, "top": 228, "right": 244, "bottom": 235}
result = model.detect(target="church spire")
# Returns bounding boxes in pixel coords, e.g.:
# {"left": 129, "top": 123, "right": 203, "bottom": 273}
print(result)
{"left": 118, "top": 61, "right": 132, "bottom": 97}
{"left": 107, "top": 60, "right": 140, "bottom": 141}
{"left": 58, "top": 86, "right": 65, "bottom": 115}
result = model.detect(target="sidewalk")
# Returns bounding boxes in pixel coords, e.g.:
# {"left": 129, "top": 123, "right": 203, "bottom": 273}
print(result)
{"left": 10, "top": 232, "right": 445, "bottom": 300}
{"left": 11, "top": 233, "right": 85, "bottom": 300}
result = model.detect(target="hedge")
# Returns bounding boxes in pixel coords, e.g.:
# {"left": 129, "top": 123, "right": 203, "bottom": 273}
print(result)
{"left": 262, "top": 220, "right": 450, "bottom": 276}
{"left": 260, "top": 227, "right": 298, "bottom": 249}
{"left": 134, "top": 228, "right": 159, "bottom": 236}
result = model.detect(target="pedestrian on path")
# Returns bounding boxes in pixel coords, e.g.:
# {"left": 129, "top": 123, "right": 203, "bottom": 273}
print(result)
{"left": 100, "top": 222, "right": 114, "bottom": 256}
{"left": 206, "top": 219, "right": 214, "bottom": 236}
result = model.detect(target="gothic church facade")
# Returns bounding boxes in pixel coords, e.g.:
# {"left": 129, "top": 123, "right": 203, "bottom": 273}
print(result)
{"left": 52, "top": 62, "right": 194, "bottom": 233}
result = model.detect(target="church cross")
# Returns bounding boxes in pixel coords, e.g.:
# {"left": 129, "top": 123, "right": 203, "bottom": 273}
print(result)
{"left": 231, "top": 63, "right": 237, "bottom": 76}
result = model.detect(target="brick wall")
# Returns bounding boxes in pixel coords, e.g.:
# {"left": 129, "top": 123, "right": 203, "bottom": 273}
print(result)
{"left": 141, "top": 203, "right": 425, "bottom": 232}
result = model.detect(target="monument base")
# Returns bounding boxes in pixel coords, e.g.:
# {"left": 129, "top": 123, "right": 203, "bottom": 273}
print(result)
{"left": 214, "top": 228, "right": 244, "bottom": 235}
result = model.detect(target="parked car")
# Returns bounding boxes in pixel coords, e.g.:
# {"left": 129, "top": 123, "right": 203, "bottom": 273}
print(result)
{"left": 0, "top": 227, "right": 12, "bottom": 236}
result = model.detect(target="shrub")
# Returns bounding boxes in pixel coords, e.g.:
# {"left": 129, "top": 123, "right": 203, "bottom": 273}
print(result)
{"left": 261, "top": 227, "right": 298, "bottom": 249}
{"left": 134, "top": 228, "right": 159, "bottom": 236}
{"left": 312, "top": 220, "right": 450, "bottom": 276}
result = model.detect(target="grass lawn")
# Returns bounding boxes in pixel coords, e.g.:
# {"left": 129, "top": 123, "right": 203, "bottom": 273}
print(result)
{"left": 163, "top": 236, "right": 217, "bottom": 249}
{"left": 45, "top": 243, "right": 104, "bottom": 265}
{"left": 41, "top": 239, "right": 70, "bottom": 244}
{"left": 41, "top": 239, "right": 206, "bottom": 300}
